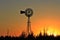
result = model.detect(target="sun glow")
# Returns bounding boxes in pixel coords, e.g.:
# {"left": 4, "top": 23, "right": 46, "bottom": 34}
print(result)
{"left": 43, "top": 29, "right": 57, "bottom": 36}
{"left": 32, "top": 25, "right": 59, "bottom": 36}
{"left": 47, "top": 31, "right": 57, "bottom": 36}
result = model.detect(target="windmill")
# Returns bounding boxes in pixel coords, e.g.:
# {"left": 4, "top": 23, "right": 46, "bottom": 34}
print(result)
{"left": 20, "top": 8, "right": 33, "bottom": 35}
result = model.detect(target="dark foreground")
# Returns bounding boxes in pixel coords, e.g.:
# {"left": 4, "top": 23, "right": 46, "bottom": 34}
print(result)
{"left": 0, "top": 33, "right": 60, "bottom": 40}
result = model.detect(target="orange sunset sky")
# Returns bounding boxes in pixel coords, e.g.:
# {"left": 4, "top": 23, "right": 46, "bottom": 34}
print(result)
{"left": 0, "top": 0, "right": 60, "bottom": 36}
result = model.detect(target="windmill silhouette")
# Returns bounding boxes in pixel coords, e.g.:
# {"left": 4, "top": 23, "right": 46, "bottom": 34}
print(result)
{"left": 20, "top": 8, "right": 33, "bottom": 35}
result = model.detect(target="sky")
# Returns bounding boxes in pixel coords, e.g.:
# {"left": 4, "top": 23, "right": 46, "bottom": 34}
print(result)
{"left": 0, "top": 0, "right": 60, "bottom": 36}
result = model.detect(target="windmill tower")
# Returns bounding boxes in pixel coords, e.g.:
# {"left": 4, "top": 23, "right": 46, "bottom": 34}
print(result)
{"left": 20, "top": 8, "right": 33, "bottom": 35}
